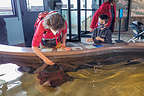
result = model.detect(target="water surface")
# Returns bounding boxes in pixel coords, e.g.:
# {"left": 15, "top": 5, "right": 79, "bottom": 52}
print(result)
{"left": 7, "top": 60, "right": 144, "bottom": 96}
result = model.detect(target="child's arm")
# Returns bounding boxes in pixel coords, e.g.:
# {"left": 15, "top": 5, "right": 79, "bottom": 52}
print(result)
{"left": 87, "top": 28, "right": 97, "bottom": 42}
{"left": 90, "top": 3, "right": 105, "bottom": 30}
{"left": 61, "top": 21, "right": 71, "bottom": 51}
{"left": 32, "top": 21, "right": 54, "bottom": 65}
{"left": 62, "top": 31, "right": 67, "bottom": 47}
{"left": 32, "top": 47, "right": 54, "bottom": 65}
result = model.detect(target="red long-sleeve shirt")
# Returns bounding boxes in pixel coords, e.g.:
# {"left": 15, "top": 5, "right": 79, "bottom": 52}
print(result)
{"left": 32, "top": 20, "right": 67, "bottom": 47}
{"left": 90, "top": 1, "right": 116, "bottom": 30}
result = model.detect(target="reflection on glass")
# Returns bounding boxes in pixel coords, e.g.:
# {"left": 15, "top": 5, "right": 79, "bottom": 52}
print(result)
{"left": 62, "top": 10, "right": 78, "bottom": 39}
{"left": 80, "top": 0, "right": 85, "bottom": 9}
{"left": 81, "top": 11, "right": 93, "bottom": 31}
{"left": 80, "top": 0, "right": 92, "bottom": 9}
{"left": 61, "top": 10, "right": 69, "bottom": 39}
{"left": 6, "top": 56, "right": 144, "bottom": 96}
{"left": 87, "top": 11, "right": 93, "bottom": 31}
{"left": 71, "top": 11, "right": 78, "bottom": 36}
{"left": 81, "top": 11, "right": 86, "bottom": 31}
{"left": 61, "top": 0, "right": 77, "bottom": 9}
{"left": 26, "top": 0, "right": 44, "bottom": 12}
{"left": 81, "top": 0, "right": 93, "bottom": 32}
{"left": 0, "top": 64, "right": 23, "bottom": 90}
{"left": 0, "top": 0, "right": 14, "bottom": 15}
{"left": 61, "top": 0, "right": 68, "bottom": 9}
{"left": 87, "top": 0, "right": 92, "bottom": 9}
{"left": 71, "top": 0, "right": 77, "bottom": 9}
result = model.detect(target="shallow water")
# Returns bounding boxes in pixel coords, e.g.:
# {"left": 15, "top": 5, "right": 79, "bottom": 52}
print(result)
{"left": 6, "top": 60, "right": 144, "bottom": 96}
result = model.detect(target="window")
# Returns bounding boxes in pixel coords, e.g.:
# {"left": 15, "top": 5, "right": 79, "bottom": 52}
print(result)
{"left": 26, "top": 0, "right": 44, "bottom": 12}
{"left": 0, "top": 0, "right": 15, "bottom": 16}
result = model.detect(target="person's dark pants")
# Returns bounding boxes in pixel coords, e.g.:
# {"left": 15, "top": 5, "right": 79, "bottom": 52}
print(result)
{"left": 109, "top": 20, "right": 115, "bottom": 32}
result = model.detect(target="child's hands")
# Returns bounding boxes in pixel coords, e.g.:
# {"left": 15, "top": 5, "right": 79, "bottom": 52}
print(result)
{"left": 90, "top": 28, "right": 94, "bottom": 32}
{"left": 86, "top": 38, "right": 93, "bottom": 42}
{"left": 63, "top": 47, "right": 71, "bottom": 51}
{"left": 96, "top": 36, "right": 104, "bottom": 42}
{"left": 43, "top": 58, "right": 55, "bottom": 65}
{"left": 61, "top": 44, "right": 71, "bottom": 51}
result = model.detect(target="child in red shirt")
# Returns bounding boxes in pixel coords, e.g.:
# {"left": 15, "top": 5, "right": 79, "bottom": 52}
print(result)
{"left": 32, "top": 11, "right": 70, "bottom": 65}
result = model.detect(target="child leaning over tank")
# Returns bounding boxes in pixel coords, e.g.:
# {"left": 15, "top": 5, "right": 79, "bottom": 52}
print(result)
{"left": 32, "top": 11, "right": 71, "bottom": 66}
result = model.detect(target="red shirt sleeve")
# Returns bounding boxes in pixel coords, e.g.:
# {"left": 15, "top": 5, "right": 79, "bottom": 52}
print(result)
{"left": 61, "top": 21, "right": 67, "bottom": 34}
{"left": 114, "top": 3, "right": 117, "bottom": 22}
{"left": 90, "top": 3, "right": 105, "bottom": 29}
{"left": 32, "top": 21, "right": 45, "bottom": 47}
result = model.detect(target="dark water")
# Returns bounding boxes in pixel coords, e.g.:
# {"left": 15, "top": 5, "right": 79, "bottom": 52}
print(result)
{"left": 7, "top": 59, "right": 144, "bottom": 96}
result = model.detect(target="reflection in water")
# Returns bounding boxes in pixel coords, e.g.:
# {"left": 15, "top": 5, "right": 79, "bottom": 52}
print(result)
{"left": 7, "top": 61, "right": 144, "bottom": 96}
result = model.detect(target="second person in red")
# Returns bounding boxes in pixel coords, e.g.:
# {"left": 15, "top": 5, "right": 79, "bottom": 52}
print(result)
{"left": 90, "top": 0, "right": 116, "bottom": 32}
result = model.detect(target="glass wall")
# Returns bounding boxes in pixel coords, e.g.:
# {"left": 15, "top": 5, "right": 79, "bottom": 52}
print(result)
{"left": 70, "top": 0, "right": 78, "bottom": 39}
{"left": 62, "top": 0, "right": 68, "bottom": 9}
{"left": 81, "top": 0, "right": 95, "bottom": 32}
{"left": 61, "top": 0, "right": 79, "bottom": 40}
{"left": 116, "top": 0, "right": 129, "bottom": 31}
{"left": 61, "top": 0, "right": 130, "bottom": 41}
{"left": 61, "top": 0, "right": 69, "bottom": 39}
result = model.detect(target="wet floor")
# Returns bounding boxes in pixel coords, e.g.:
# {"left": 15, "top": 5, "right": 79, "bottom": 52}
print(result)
{"left": 6, "top": 60, "right": 144, "bottom": 96}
